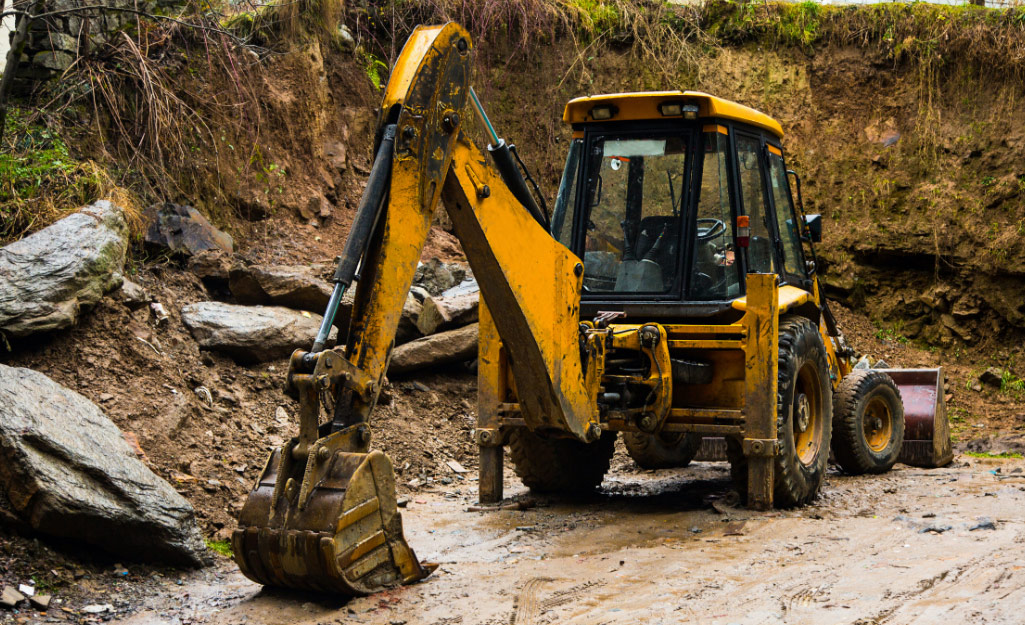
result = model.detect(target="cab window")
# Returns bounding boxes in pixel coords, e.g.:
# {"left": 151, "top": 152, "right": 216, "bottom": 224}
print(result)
{"left": 581, "top": 135, "right": 689, "bottom": 294}
{"left": 767, "top": 149, "right": 806, "bottom": 279}
{"left": 690, "top": 130, "right": 740, "bottom": 300}
{"left": 735, "top": 135, "right": 775, "bottom": 274}
{"left": 551, "top": 139, "right": 583, "bottom": 247}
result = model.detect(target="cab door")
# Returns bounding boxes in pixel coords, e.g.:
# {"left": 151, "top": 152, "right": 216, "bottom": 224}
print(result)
{"left": 733, "top": 132, "right": 807, "bottom": 288}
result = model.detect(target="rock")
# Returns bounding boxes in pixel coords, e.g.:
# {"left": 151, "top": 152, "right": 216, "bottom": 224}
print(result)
{"left": 416, "top": 291, "right": 479, "bottom": 335}
{"left": 413, "top": 259, "right": 468, "bottom": 296}
{"left": 0, "top": 364, "right": 209, "bottom": 566}
{"left": 408, "top": 286, "right": 431, "bottom": 303}
{"left": 82, "top": 604, "right": 113, "bottom": 614}
{"left": 28, "top": 594, "right": 50, "bottom": 610}
{"left": 969, "top": 517, "right": 996, "bottom": 531}
{"left": 396, "top": 292, "right": 423, "bottom": 345}
{"left": 0, "top": 201, "right": 128, "bottom": 337}
{"left": 980, "top": 367, "right": 1004, "bottom": 387}
{"left": 144, "top": 203, "right": 233, "bottom": 256}
{"left": 181, "top": 302, "right": 336, "bottom": 363}
{"left": 0, "top": 586, "right": 25, "bottom": 608}
{"left": 940, "top": 313, "right": 971, "bottom": 342}
{"left": 187, "top": 249, "right": 235, "bottom": 290}
{"left": 117, "top": 279, "right": 149, "bottom": 309}
{"left": 389, "top": 323, "right": 478, "bottom": 374}
{"left": 324, "top": 140, "right": 347, "bottom": 172}
{"left": 229, "top": 265, "right": 333, "bottom": 313}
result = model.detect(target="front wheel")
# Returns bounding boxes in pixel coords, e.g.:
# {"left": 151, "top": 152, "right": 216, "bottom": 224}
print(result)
{"left": 728, "top": 316, "right": 832, "bottom": 507}
{"left": 831, "top": 370, "right": 905, "bottom": 474}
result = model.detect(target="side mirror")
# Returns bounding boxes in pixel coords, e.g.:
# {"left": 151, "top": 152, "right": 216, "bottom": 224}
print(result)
{"left": 802, "top": 214, "right": 822, "bottom": 243}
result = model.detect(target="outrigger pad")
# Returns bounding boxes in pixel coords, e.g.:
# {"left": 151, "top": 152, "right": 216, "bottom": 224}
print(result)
{"left": 879, "top": 368, "right": 953, "bottom": 468}
{"left": 233, "top": 439, "right": 435, "bottom": 595}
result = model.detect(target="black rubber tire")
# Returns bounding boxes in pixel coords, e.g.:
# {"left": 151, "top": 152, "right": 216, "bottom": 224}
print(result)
{"left": 831, "top": 370, "right": 905, "bottom": 475}
{"left": 727, "top": 316, "right": 833, "bottom": 507}
{"left": 508, "top": 429, "right": 617, "bottom": 493}
{"left": 623, "top": 431, "right": 701, "bottom": 469}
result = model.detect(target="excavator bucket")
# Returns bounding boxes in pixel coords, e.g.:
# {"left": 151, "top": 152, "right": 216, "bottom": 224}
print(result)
{"left": 878, "top": 368, "right": 953, "bottom": 468}
{"left": 232, "top": 426, "right": 435, "bottom": 594}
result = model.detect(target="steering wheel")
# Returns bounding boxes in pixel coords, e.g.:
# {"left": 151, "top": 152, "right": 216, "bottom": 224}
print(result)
{"left": 692, "top": 271, "right": 729, "bottom": 298}
{"left": 696, "top": 218, "right": 726, "bottom": 241}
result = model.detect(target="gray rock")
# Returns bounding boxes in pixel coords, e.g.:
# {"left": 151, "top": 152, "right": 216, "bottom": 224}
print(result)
{"left": 0, "top": 365, "right": 208, "bottom": 566}
{"left": 413, "top": 259, "right": 469, "bottom": 296}
{"left": 187, "top": 249, "right": 235, "bottom": 288}
{"left": 416, "top": 291, "right": 478, "bottom": 336}
{"left": 144, "top": 203, "right": 233, "bottom": 256}
{"left": 116, "top": 279, "right": 149, "bottom": 309}
{"left": 0, "top": 586, "right": 25, "bottom": 608}
{"left": 396, "top": 292, "right": 422, "bottom": 345}
{"left": 181, "top": 302, "right": 335, "bottom": 363}
{"left": 389, "top": 323, "right": 478, "bottom": 374}
{"left": 979, "top": 367, "right": 1004, "bottom": 387}
{"left": 229, "top": 265, "right": 333, "bottom": 313}
{"left": 0, "top": 201, "right": 128, "bottom": 337}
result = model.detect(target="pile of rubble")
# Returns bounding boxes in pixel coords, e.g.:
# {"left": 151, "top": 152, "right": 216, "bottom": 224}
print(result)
{"left": 0, "top": 200, "right": 480, "bottom": 572}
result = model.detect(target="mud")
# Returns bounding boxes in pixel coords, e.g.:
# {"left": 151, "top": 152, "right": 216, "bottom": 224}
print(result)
{"left": 114, "top": 451, "right": 1025, "bottom": 625}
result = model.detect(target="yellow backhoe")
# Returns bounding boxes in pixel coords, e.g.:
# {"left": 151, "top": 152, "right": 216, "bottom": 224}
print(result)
{"left": 231, "top": 23, "right": 952, "bottom": 595}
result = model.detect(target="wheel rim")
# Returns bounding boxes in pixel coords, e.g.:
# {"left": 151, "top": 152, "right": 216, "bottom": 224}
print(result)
{"left": 863, "top": 395, "right": 893, "bottom": 452}
{"left": 792, "top": 362, "right": 824, "bottom": 466}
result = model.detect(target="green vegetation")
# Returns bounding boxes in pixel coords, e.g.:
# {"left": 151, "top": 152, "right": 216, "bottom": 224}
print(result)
{"left": 566, "top": 0, "right": 623, "bottom": 34}
{"left": 1000, "top": 370, "right": 1025, "bottom": 394}
{"left": 206, "top": 539, "right": 234, "bottom": 557}
{"left": 965, "top": 451, "right": 1024, "bottom": 459}
{"left": 0, "top": 110, "right": 130, "bottom": 243}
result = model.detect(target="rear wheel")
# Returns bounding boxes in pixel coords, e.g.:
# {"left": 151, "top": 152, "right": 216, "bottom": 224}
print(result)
{"left": 727, "top": 316, "right": 832, "bottom": 507}
{"left": 831, "top": 370, "right": 904, "bottom": 474}
{"left": 508, "top": 429, "right": 616, "bottom": 493}
{"left": 623, "top": 431, "right": 701, "bottom": 469}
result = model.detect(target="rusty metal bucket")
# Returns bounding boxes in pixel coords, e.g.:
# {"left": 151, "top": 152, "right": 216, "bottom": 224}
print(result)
{"left": 232, "top": 426, "right": 434, "bottom": 595}
{"left": 877, "top": 368, "right": 953, "bottom": 468}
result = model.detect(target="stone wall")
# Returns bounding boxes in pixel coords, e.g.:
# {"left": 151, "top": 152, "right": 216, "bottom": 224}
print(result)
{"left": 17, "top": 0, "right": 182, "bottom": 79}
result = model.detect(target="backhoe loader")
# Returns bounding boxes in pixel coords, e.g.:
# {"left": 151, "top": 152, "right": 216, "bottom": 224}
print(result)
{"left": 232, "top": 23, "right": 952, "bottom": 595}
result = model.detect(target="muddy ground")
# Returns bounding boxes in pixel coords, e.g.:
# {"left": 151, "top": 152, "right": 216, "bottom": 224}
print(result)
{"left": 102, "top": 451, "right": 1025, "bottom": 625}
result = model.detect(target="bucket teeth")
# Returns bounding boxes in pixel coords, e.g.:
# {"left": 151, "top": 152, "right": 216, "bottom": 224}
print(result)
{"left": 233, "top": 433, "right": 433, "bottom": 595}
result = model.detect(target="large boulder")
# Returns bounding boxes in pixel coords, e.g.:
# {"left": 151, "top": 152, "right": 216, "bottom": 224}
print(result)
{"left": 181, "top": 301, "right": 335, "bottom": 362}
{"left": 229, "top": 265, "right": 333, "bottom": 313}
{"left": 0, "top": 364, "right": 208, "bottom": 566}
{"left": 0, "top": 201, "right": 128, "bottom": 337}
{"left": 144, "top": 203, "right": 233, "bottom": 256}
{"left": 389, "top": 323, "right": 478, "bottom": 374}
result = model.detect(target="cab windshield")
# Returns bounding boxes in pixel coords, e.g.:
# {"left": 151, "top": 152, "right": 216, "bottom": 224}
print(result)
{"left": 579, "top": 135, "right": 689, "bottom": 294}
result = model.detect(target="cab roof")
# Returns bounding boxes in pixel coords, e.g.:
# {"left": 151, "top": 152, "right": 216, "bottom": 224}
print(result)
{"left": 563, "top": 91, "right": 784, "bottom": 138}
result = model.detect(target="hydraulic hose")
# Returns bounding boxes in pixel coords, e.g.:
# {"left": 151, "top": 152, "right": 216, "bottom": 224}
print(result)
{"left": 311, "top": 124, "right": 397, "bottom": 354}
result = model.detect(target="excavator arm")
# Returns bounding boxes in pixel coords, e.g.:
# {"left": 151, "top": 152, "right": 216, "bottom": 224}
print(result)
{"left": 233, "top": 23, "right": 601, "bottom": 595}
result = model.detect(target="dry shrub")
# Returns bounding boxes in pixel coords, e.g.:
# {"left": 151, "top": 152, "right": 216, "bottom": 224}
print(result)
{"left": 45, "top": 4, "right": 265, "bottom": 224}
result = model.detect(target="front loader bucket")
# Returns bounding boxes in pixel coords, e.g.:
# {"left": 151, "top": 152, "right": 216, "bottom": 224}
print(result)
{"left": 879, "top": 368, "right": 953, "bottom": 468}
{"left": 232, "top": 429, "right": 434, "bottom": 595}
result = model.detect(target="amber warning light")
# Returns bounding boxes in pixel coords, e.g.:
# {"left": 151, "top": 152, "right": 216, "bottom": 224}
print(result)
{"left": 737, "top": 215, "right": 750, "bottom": 247}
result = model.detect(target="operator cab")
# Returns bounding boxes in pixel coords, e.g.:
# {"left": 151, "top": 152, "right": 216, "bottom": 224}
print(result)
{"left": 550, "top": 91, "right": 814, "bottom": 319}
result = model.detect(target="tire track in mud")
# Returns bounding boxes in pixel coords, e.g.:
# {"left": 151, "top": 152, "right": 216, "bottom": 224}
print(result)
{"left": 860, "top": 551, "right": 1024, "bottom": 625}
{"left": 511, "top": 577, "right": 553, "bottom": 625}
{"left": 511, "top": 578, "right": 607, "bottom": 625}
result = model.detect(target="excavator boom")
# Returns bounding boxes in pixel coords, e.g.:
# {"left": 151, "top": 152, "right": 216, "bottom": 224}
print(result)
{"left": 233, "top": 23, "right": 599, "bottom": 595}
